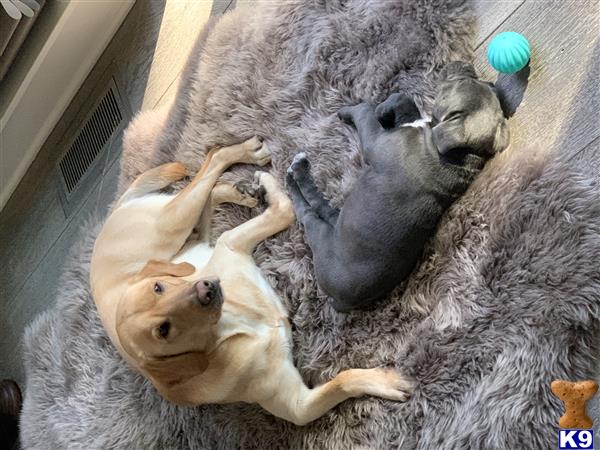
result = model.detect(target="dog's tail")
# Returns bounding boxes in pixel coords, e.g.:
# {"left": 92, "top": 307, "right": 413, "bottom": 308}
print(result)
{"left": 116, "top": 162, "right": 188, "bottom": 207}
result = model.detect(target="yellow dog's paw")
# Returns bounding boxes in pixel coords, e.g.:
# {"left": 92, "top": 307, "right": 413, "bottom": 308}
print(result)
{"left": 242, "top": 136, "right": 271, "bottom": 166}
{"left": 233, "top": 180, "right": 263, "bottom": 207}
{"left": 254, "top": 171, "right": 294, "bottom": 223}
{"left": 355, "top": 368, "right": 415, "bottom": 402}
{"left": 242, "top": 135, "right": 264, "bottom": 151}
{"left": 376, "top": 369, "right": 415, "bottom": 402}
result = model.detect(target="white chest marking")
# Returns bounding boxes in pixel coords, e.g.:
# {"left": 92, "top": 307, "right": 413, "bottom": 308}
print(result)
{"left": 172, "top": 242, "right": 214, "bottom": 272}
{"left": 118, "top": 191, "right": 289, "bottom": 343}
{"left": 400, "top": 118, "right": 431, "bottom": 129}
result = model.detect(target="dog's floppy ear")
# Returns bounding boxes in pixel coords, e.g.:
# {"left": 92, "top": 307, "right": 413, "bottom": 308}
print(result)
{"left": 142, "top": 351, "right": 209, "bottom": 387}
{"left": 133, "top": 260, "right": 195, "bottom": 282}
{"left": 442, "top": 61, "right": 478, "bottom": 81}
{"left": 493, "top": 119, "right": 510, "bottom": 153}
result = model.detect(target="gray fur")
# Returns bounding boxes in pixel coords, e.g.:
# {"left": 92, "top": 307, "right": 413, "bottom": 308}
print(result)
{"left": 286, "top": 63, "right": 509, "bottom": 311}
{"left": 20, "top": 1, "right": 599, "bottom": 449}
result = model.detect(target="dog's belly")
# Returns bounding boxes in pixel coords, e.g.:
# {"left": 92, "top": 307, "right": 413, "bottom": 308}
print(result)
{"left": 119, "top": 192, "right": 174, "bottom": 210}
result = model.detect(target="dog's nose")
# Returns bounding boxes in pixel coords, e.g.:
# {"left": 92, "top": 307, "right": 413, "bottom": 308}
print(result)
{"left": 195, "top": 279, "right": 221, "bottom": 305}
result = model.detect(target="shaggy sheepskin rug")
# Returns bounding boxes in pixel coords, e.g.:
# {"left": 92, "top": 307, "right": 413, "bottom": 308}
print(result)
{"left": 21, "top": 1, "right": 599, "bottom": 449}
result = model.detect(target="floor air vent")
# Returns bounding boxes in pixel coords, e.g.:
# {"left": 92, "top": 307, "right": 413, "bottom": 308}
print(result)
{"left": 55, "top": 78, "right": 129, "bottom": 215}
{"left": 58, "top": 82, "right": 123, "bottom": 193}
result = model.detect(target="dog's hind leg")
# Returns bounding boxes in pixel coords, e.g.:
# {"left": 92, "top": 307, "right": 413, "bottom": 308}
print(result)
{"left": 287, "top": 153, "right": 339, "bottom": 225}
{"left": 258, "top": 363, "right": 414, "bottom": 426}
{"left": 116, "top": 162, "right": 188, "bottom": 207}
{"left": 337, "top": 103, "right": 384, "bottom": 167}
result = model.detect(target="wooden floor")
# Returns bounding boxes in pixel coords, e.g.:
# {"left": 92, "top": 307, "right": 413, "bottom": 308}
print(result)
{"left": 0, "top": 0, "right": 598, "bottom": 389}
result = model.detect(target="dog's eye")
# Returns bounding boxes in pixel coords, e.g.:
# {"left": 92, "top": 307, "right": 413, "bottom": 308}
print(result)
{"left": 157, "top": 322, "right": 170, "bottom": 339}
{"left": 153, "top": 282, "right": 163, "bottom": 294}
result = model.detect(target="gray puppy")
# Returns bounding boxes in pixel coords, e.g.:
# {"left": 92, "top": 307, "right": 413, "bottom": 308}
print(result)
{"left": 286, "top": 62, "right": 509, "bottom": 312}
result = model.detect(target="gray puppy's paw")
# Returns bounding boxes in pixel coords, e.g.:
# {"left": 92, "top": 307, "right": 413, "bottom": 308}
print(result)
{"left": 289, "top": 152, "right": 310, "bottom": 179}
{"left": 337, "top": 106, "right": 355, "bottom": 125}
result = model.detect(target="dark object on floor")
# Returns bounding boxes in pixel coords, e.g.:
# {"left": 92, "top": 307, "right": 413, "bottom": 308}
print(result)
{"left": 0, "top": 380, "right": 22, "bottom": 416}
{"left": 0, "top": 414, "right": 19, "bottom": 450}
{"left": 0, "top": 379, "right": 22, "bottom": 450}
{"left": 20, "top": 1, "right": 600, "bottom": 449}
{"left": 287, "top": 62, "right": 509, "bottom": 312}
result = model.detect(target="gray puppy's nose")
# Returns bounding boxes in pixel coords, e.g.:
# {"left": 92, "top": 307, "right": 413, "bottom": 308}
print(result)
{"left": 194, "top": 279, "right": 221, "bottom": 305}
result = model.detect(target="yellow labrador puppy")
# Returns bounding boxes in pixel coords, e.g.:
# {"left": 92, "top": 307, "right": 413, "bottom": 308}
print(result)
{"left": 90, "top": 137, "right": 413, "bottom": 425}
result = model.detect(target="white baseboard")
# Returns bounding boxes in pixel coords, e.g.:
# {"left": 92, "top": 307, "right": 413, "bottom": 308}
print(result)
{"left": 0, "top": 0, "right": 135, "bottom": 211}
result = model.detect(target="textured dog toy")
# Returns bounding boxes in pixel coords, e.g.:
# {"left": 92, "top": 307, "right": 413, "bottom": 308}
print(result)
{"left": 487, "top": 31, "right": 530, "bottom": 74}
{"left": 551, "top": 380, "right": 598, "bottom": 429}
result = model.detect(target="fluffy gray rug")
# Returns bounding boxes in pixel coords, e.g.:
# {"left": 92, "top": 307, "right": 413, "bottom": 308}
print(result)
{"left": 20, "top": 1, "right": 600, "bottom": 449}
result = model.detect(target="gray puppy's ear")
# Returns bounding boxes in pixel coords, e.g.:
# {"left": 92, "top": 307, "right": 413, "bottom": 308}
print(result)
{"left": 493, "top": 119, "right": 510, "bottom": 153}
{"left": 442, "top": 61, "right": 478, "bottom": 81}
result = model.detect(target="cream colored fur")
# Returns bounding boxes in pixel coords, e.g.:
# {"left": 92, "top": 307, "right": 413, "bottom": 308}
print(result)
{"left": 90, "top": 138, "right": 413, "bottom": 425}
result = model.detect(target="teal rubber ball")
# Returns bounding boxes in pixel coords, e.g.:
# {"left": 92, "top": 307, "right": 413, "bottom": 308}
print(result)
{"left": 487, "top": 31, "right": 530, "bottom": 74}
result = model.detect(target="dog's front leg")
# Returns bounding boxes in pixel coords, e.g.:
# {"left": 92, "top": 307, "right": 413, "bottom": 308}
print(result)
{"left": 192, "top": 181, "right": 261, "bottom": 242}
{"left": 375, "top": 93, "right": 421, "bottom": 128}
{"left": 159, "top": 137, "right": 271, "bottom": 249}
{"left": 337, "top": 103, "right": 384, "bottom": 166}
{"left": 216, "top": 172, "right": 294, "bottom": 255}
{"left": 258, "top": 364, "right": 414, "bottom": 426}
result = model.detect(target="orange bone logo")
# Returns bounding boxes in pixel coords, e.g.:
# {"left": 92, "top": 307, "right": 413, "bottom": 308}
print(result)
{"left": 551, "top": 380, "right": 598, "bottom": 429}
